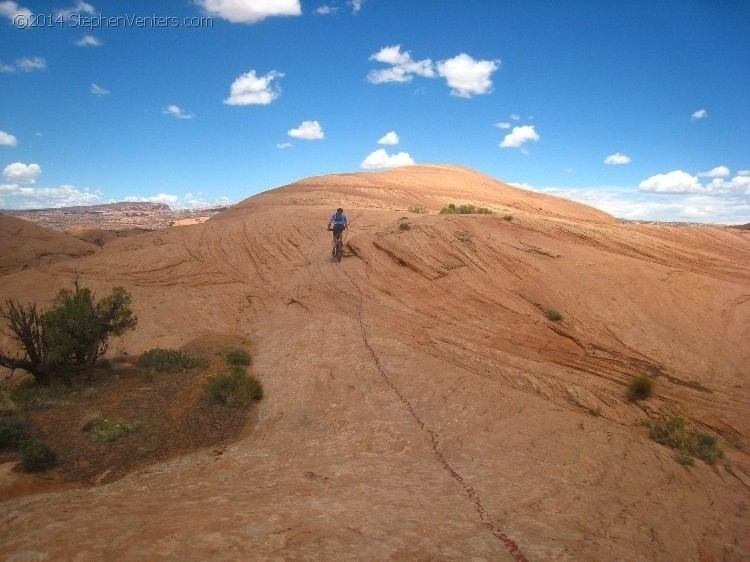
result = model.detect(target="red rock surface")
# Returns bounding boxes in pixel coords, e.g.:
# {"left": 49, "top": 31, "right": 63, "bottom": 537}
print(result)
{"left": 0, "top": 213, "right": 97, "bottom": 275}
{"left": 1, "top": 165, "right": 748, "bottom": 560}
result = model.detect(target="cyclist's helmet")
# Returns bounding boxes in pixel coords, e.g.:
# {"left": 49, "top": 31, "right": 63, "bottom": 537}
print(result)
{"left": 337, "top": 208, "right": 343, "bottom": 213}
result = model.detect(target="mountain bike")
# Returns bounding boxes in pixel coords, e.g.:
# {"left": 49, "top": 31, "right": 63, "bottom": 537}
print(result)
{"left": 332, "top": 231, "right": 343, "bottom": 262}
{"left": 328, "top": 226, "right": 344, "bottom": 262}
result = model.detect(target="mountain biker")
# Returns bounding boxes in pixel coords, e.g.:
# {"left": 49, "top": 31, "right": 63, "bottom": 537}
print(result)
{"left": 327, "top": 207, "right": 348, "bottom": 255}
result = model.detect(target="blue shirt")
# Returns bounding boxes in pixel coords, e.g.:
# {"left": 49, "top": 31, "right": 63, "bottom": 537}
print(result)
{"left": 331, "top": 212, "right": 347, "bottom": 226}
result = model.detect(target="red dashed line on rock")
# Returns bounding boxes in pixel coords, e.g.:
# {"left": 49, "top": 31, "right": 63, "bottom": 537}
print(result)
{"left": 345, "top": 271, "right": 529, "bottom": 562}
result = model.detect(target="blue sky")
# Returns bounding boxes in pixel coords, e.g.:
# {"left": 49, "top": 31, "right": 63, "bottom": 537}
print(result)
{"left": 1, "top": 0, "right": 749, "bottom": 223}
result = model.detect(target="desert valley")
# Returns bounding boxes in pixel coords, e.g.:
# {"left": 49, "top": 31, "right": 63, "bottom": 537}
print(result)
{"left": 0, "top": 165, "right": 748, "bottom": 560}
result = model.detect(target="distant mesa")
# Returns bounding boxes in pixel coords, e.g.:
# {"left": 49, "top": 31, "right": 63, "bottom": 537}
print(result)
{"left": 3, "top": 202, "right": 173, "bottom": 215}
{"left": 2, "top": 202, "right": 227, "bottom": 233}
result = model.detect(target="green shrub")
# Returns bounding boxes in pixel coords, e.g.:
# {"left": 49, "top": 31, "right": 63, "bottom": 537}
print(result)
{"left": 80, "top": 410, "right": 104, "bottom": 432}
{"left": 545, "top": 308, "right": 563, "bottom": 322}
{"left": 503, "top": 214, "right": 513, "bottom": 221}
{"left": 206, "top": 366, "right": 263, "bottom": 407}
{"left": 626, "top": 374, "right": 653, "bottom": 401}
{"left": 399, "top": 222, "right": 411, "bottom": 231}
{"left": 224, "top": 347, "right": 252, "bottom": 366}
{"left": 0, "top": 278, "right": 137, "bottom": 386}
{"left": 649, "top": 413, "right": 689, "bottom": 448}
{"left": 21, "top": 440, "right": 57, "bottom": 472}
{"left": 136, "top": 348, "right": 208, "bottom": 373}
{"left": 692, "top": 432, "right": 722, "bottom": 464}
{"left": 408, "top": 206, "right": 426, "bottom": 214}
{"left": 439, "top": 203, "right": 493, "bottom": 215}
{"left": 648, "top": 413, "right": 723, "bottom": 465}
{"left": 0, "top": 416, "right": 30, "bottom": 450}
{"left": 83, "top": 417, "right": 135, "bottom": 442}
{"left": 9, "top": 378, "right": 59, "bottom": 410}
{"left": 9, "top": 378, "right": 43, "bottom": 407}
{"left": 96, "top": 358, "right": 113, "bottom": 370}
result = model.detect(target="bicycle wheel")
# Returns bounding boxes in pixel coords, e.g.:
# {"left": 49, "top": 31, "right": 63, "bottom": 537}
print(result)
{"left": 335, "top": 237, "right": 343, "bottom": 262}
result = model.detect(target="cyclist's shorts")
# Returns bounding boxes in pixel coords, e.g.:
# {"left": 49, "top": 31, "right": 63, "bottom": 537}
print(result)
{"left": 333, "top": 224, "right": 345, "bottom": 236}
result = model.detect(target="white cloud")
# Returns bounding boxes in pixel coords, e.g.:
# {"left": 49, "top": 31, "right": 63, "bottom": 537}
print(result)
{"left": 436, "top": 53, "right": 500, "bottom": 98}
{"left": 55, "top": 1, "right": 95, "bottom": 19}
{"left": 367, "top": 47, "right": 501, "bottom": 98}
{"left": 90, "top": 83, "right": 110, "bottom": 96}
{"left": 697, "top": 165, "right": 730, "bottom": 178}
{"left": 196, "top": 0, "right": 301, "bottom": 24}
{"left": 0, "top": 1, "right": 32, "bottom": 27}
{"left": 75, "top": 34, "right": 102, "bottom": 47}
{"left": 367, "top": 45, "right": 434, "bottom": 84}
{"left": 288, "top": 120, "right": 324, "bottom": 140}
{"left": 0, "top": 183, "right": 102, "bottom": 209}
{"left": 361, "top": 148, "right": 414, "bottom": 170}
{"left": 315, "top": 5, "right": 336, "bottom": 15}
{"left": 349, "top": 0, "right": 364, "bottom": 13}
{"left": 638, "top": 170, "right": 703, "bottom": 194}
{"left": 371, "top": 45, "right": 410, "bottom": 66}
{"left": 517, "top": 183, "right": 750, "bottom": 225}
{"left": 704, "top": 175, "right": 750, "bottom": 195}
{"left": 367, "top": 67, "right": 411, "bottom": 84}
{"left": 162, "top": 104, "right": 195, "bottom": 119}
{"left": 16, "top": 57, "right": 45, "bottom": 72}
{"left": 179, "top": 193, "right": 231, "bottom": 209}
{"left": 0, "top": 130, "right": 18, "bottom": 147}
{"left": 224, "top": 69, "right": 284, "bottom": 105}
{"left": 377, "top": 131, "right": 399, "bottom": 145}
{"left": 3, "top": 162, "right": 41, "bottom": 184}
{"left": 739, "top": 170, "right": 750, "bottom": 177}
{"left": 604, "top": 152, "right": 631, "bottom": 165}
{"left": 276, "top": 142, "right": 292, "bottom": 149}
{"left": 0, "top": 62, "right": 15, "bottom": 73}
{"left": 125, "top": 193, "right": 178, "bottom": 204}
{"left": 496, "top": 122, "right": 511, "bottom": 129}
{"left": 691, "top": 108, "right": 708, "bottom": 121}
{"left": 500, "top": 125, "right": 539, "bottom": 149}
{"left": 636, "top": 169, "right": 750, "bottom": 197}
{"left": 510, "top": 114, "right": 520, "bottom": 121}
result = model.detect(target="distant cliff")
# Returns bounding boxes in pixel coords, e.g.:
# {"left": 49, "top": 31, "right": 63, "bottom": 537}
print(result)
{"left": 3, "top": 202, "right": 172, "bottom": 215}
{"left": 2, "top": 202, "right": 226, "bottom": 231}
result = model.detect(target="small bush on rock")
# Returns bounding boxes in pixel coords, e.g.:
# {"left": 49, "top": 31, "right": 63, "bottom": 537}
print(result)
{"left": 224, "top": 348, "right": 252, "bottom": 366}
{"left": 21, "top": 440, "right": 57, "bottom": 472}
{"left": 648, "top": 413, "right": 723, "bottom": 465}
{"left": 206, "top": 367, "right": 263, "bottom": 407}
{"left": 626, "top": 374, "right": 653, "bottom": 401}
{"left": 137, "top": 348, "right": 208, "bottom": 373}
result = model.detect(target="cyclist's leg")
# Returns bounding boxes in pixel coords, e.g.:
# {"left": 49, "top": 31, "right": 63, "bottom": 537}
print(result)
{"left": 332, "top": 225, "right": 343, "bottom": 251}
